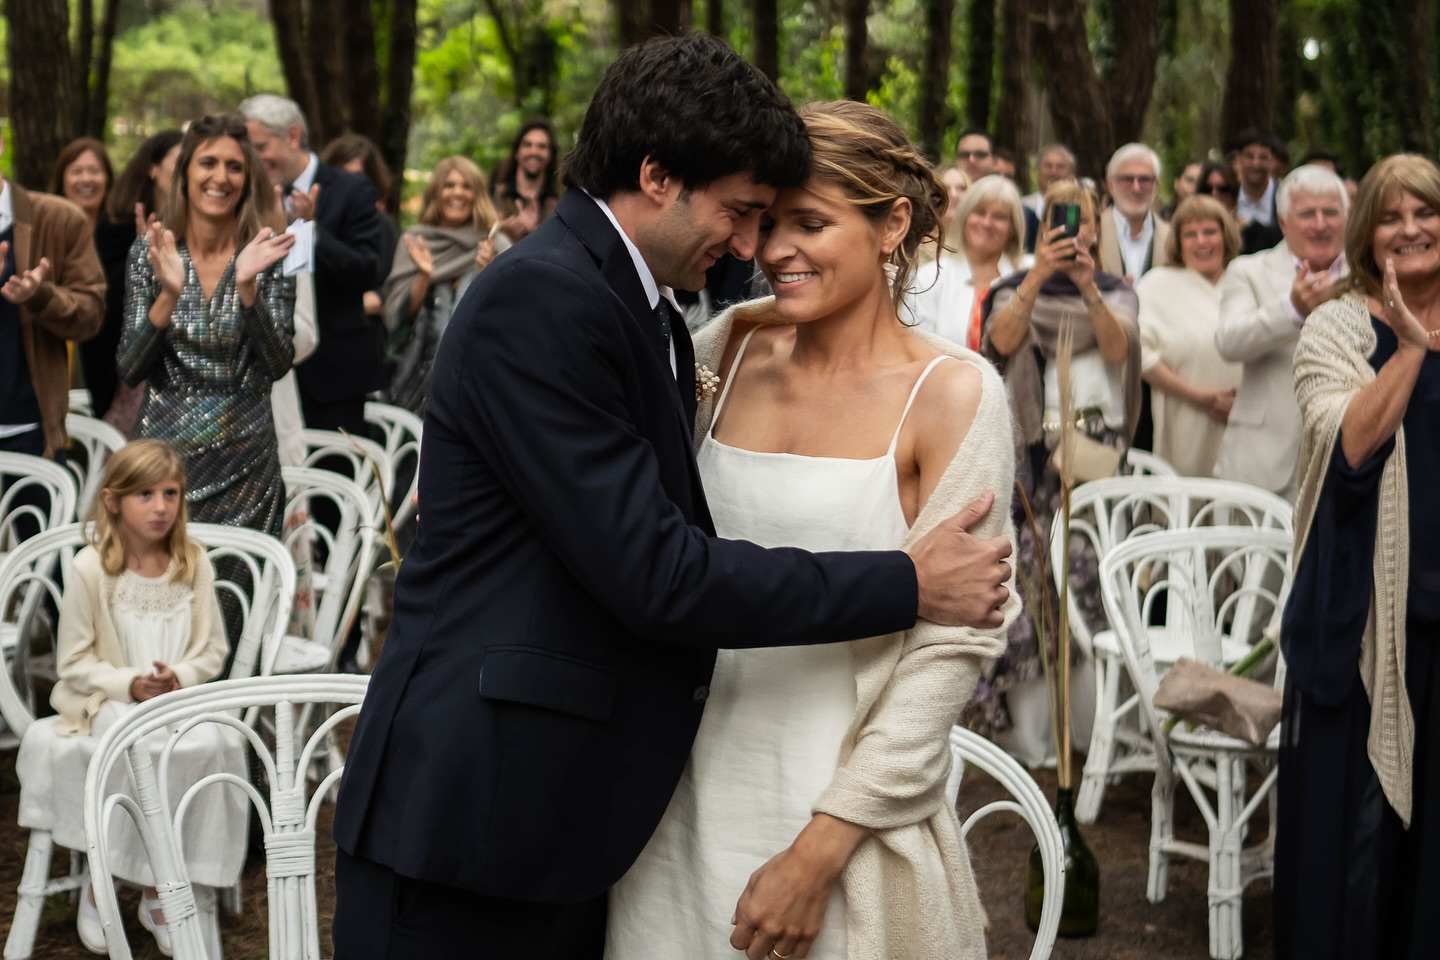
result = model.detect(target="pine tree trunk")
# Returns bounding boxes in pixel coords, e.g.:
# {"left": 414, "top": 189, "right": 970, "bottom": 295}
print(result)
{"left": 619, "top": 1, "right": 651, "bottom": 47}
{"left": 381, "top": 0, "right": 418, "bottom": 215}
{"left": 85, "top": 0, "right": 121, "bottom": 140}
{"left": 75, "top": 0, "right": 94, "bottom": 137}
{"left": 1398, "top": 0, "right": 1434, "bottom": 155}
{"left": 752, "top": 0, "right": 779, "bottom": 82}
{"left": 7, "top": 0, "right": 78, "bottom": 189}
{"left": 1103, "top": 0, "right": 1159, "bottom": 145}
{"left": 996, "top": 0, "right": 1032, "bottom": 183}
{"left": 1221, "top": 0, "right": 1278, "bottom": 146}
{"left": 1033, "top": 0, "right": 1112, "bottom": 179}
{"left": 708, "top": 0, "right": 724, "bottom": 36}
{"left": 306, "top": 0, "right": 349, "bottom": 143}
{"left": 917, "top": 0, "right": 956, "bottom": 159}
{"left": 267, "top": 0, "right": 320, "bottom": 135}
{"left": 844, "top": 0, "right": 869, "bottom": 100}
{"left": 965, "top": 0, "right": 997, "bottom": 130}
{"left": 344, "top": 0, "right": 383, "bottom": 147}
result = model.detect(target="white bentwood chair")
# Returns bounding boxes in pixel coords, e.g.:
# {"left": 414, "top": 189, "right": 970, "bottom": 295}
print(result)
{"left": 84, "top": 674, "right": 369, "bottom": 960}
{"left": 63, "top": 414, "right": 127, "bottom": 519}
{"left": 1, "top": 523, "right": 295, "bottom": 960}
{"left": 299, "top": 429, "right": 394, "bottom": 527}
{"left": 364, "top": 402, "right": 422, "bottom": 534}
{"left": 1100, "top": 526, "right": 1293, "bottom": 960}
{"left": 947, "top": 726, "right": 1064, "bottom": 960}
{"left": 1052, "top": 475, "right": 1293, "bottom": 823}
{"left": 0, "top": 453, "right": 78, "bottom": 553}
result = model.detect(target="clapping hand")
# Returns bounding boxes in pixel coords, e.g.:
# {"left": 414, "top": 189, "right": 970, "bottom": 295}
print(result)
{"left": 1382, "top": 258, "right": 1436, "bottom": 351}
{"left": 145, "top": 220, "right": 186, "bottom": 302}
{"left": 286, "top": 183, "right": 321, "bottom": 223}
{"left": 403, "top": 234, "right": 434, "bottom": 276}
{"left": 0, "top": 242, "right": 50, "bottom": 304}
{"left": 134, "top": 201, "right": 160, "bottom": 237}
{"left": 1290, "top": 263, "right": 1344, "bottom": 321}
{"left": 475, "top": 238, "right": 496, "bottom": 272}
{"left": 236, "top": 227, "right": 297, "bottom": 287}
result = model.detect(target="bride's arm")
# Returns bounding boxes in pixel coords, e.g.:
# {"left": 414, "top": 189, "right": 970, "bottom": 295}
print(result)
{"left": 730, "top": 356, "right": 1000, "bottom": 960}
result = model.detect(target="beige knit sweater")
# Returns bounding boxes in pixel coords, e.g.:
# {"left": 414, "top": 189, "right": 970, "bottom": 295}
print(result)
{"left": 694, "top": 299, "right": 1021, "bottom": 960}
{"left": 1292, "top": 292, "right": 1413, "bottom": 826}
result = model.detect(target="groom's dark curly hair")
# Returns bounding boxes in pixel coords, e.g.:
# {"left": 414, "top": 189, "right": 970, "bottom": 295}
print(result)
{"left": 564, "top": 32, "right": 810, "bottom": 199}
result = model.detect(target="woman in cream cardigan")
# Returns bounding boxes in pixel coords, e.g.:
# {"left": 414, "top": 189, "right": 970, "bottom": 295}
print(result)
{"left": 1281, "top": 154, "right": 1440, "bottom": 959}
{"left": 605, "top": 101, "right": 1018, "bottom": 960}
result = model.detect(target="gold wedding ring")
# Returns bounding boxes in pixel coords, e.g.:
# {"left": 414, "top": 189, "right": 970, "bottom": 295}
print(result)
{"left": 770, "top": 951, "right": 791, "bottom": 960}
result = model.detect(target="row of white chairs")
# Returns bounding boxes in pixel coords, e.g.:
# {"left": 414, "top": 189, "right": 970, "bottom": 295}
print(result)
{"left": 1041, "top": 461, "right": 1294, "bottom": 960}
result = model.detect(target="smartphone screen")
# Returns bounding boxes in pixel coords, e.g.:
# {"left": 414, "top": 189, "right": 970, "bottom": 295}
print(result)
{"left": 1049, "top": 202, "right": 1082, "bottom": 239}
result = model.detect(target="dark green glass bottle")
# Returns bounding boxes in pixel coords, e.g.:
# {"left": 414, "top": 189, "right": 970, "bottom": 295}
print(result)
{"left": 1024, "top": 787, "right": 1100, "bottom": 937}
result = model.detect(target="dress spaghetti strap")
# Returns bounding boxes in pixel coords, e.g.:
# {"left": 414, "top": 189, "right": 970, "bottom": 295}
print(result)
{"left": 886, "top": 355, "right": 954, "bottom": 457}
{"left": 708, "top": 327, "right": 762, "bottom": 437}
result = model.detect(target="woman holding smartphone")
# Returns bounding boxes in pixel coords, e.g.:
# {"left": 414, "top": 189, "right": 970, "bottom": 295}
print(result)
{"left": 971, "top": 178, "right": 1140, "bottom": 763}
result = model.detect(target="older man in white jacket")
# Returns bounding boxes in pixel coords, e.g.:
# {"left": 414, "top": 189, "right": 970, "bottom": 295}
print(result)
{"left": 1213, "top": 165, "right": 1349, "bottom": 502}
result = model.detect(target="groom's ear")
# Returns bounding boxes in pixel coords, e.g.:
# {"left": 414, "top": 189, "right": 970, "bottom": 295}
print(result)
{"left": 637, "top": 156, "right": 678, "bottom": 206}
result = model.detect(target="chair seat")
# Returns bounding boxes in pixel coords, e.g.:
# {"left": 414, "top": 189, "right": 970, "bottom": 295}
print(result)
{"left": 1092, "top": 626, "right": 1252, "bottom": 667}
{"left": 274, "top": 636, "right": 332, "bottom": 674}
{"left": 1169, "top": 721, "right": 1281, "bottom": 752}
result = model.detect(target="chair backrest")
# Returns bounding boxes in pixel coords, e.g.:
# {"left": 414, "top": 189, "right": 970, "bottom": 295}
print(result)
{"left": 1099, "top": 526, "right": 1294, "bottom": 748}
{"left": 63, "top": 413, "right": 127, "bottom": 518}
{"left": 84, "top": 674, "right": 370, "bottom": 960}
{"left": 364, "top": 402, "right": 421, "bottom": 532}
{"left": 68, "top": 388, "right": 93, "bottom": 417}
{"left": 0, "top": 523, "right": 88, "bottom": 736}
{"left": 281, "top": 467, "right": 377, "bottom": 658}
{"left": 947, "top": 726, "right": 1064, "bottom": 960}
{"left": 0, "top": 452, "right": 78, "bottom": 549}
{"left": 299, "top": 429, "right": 394, "bottom": 526}
{"left": 1052, "top": 476, "right": 1293, "bottom": 653}
{"left": 1124, "top": 447, "right": 1178, "bottom": 477}
{"left": 188, "top": 523, "right": 296, "bottom": 681}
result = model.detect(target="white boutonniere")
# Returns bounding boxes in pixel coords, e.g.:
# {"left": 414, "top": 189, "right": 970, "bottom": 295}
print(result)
{"left": 695, "top": 362, "right": 720, "bottom": 402}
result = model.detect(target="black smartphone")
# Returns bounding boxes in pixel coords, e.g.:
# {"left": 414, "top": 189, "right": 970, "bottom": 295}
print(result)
{"left": 1049, "top": 202, "right": 1081, "bottom": 259}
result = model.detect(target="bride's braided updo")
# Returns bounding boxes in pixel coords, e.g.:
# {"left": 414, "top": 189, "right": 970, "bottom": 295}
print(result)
{"left": 797, "top": 100, "right": 948, "bottom": 310}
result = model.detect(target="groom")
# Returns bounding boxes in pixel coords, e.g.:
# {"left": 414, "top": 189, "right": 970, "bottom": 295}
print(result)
{"left": 332, "top": 33, "right": 1013, "bottom": 959}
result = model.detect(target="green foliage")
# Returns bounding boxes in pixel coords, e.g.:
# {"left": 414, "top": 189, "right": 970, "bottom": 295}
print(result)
{"left": 107, "top": 5, "right": 283, "bottom": 157}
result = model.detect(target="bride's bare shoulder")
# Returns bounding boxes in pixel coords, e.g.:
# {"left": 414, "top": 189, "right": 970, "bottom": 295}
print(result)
{"left": 907, "top": 354, "right": 987, "bottom": 464}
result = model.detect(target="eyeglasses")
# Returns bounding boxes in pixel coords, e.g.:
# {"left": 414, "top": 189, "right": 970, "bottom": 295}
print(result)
{"left": 956, "top": 150, "right": 992, "bottom": 161}
{"left": 1112, "top": 174, "right": 1158, "bottom": 187}
{"left": 1204, "top": 183, "right": 1236, "bottom": 196}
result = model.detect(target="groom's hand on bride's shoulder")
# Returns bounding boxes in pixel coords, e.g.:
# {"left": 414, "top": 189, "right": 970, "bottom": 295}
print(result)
{"left": 910, "top": 491, "right": 1013, "bottom": 629}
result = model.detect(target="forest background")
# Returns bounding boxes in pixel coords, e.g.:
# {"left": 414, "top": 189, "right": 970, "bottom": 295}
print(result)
{"left": 0, "top": 0, "right": 1425, "bottom": 217}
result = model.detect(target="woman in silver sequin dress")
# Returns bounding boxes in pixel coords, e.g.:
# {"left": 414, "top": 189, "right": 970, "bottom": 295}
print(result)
{"left": 119, "top": 114, "right": 296, "bottom": 536}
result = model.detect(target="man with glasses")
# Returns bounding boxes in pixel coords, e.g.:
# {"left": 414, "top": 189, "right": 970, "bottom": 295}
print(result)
{"left": 956, "top": 128, "right": 1041, "bottom": 251}
{"left": 1022, "top": 143, "right": 1076, "bottom": 219}
{"left": 1101, "top": 142, "right": 1170, "bottom": 283}
{"left": 1233, "top": 128, "right": 1280, "bottom": 229}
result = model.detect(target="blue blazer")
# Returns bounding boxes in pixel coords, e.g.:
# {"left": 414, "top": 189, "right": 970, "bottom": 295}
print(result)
{"left": 333, "top": 191, "right": 919, "bottom": 902}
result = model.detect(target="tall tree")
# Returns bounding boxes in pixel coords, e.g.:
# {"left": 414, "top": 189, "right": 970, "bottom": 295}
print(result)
{"left": 995, "top": 0, "right": 1032, "bottom": 185}
{"left": 752, "top": 0, "right": 779, "bottom": 81}
{"left": 843, "top": 0, "right": 869, "bottom": 101}
{"left": 619, "top": 0, "right": 691, "bottom": 46}
{"left": 485, "top": 0, "right": 562, "bottom": 109}
{"left": 965, "top": 0, "right": 997, "bottom": 131}
{"left": 1220, "top": 0, "right": 1279, "bottom": 147}
{"left": 82, "top": 0, "right": 123, "bottom": 141}
{"left": 6, "top": 0, "right": 78, "bottom": 188}
{"left": 707, "top": 0, "right": 724, "bottom": 36}
{"left": 1032, "top": 0, "right": 1160, "bottom": 178}
{"left": 267, "top": 0, "right": 418, "bottom": 212}
{"left": 917, "top": 0, "right": 956, "bottom": 159}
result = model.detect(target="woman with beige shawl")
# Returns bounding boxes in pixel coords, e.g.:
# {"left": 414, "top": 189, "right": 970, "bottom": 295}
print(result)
{"left": 1280, "top": 154, "right": 1440, "bottom": 960}
{"left": 605, "top": 101, "right": 1018, "bottom": 960}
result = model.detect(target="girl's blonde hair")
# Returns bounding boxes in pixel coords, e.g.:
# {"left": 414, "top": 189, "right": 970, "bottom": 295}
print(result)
{"left": 89, "top": 439, "right": 198, "bottom": 582}
{"left": 420, "top": 156, "right": 499, "bottom": 231}
{"left": 798, "top": 100, "right": 948, "bottom": 310}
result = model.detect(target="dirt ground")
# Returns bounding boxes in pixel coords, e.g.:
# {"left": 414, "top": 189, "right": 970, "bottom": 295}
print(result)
{"left": 0, "top": 748, "right": 1273, "bottom": 959}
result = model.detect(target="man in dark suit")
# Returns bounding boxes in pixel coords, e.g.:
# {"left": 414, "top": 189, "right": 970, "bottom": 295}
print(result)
{"left": 239, "top": 94, "right": 383, "bottom": 434}
{"left": 332, "top": 34, "right": 1014, "bottom": 960}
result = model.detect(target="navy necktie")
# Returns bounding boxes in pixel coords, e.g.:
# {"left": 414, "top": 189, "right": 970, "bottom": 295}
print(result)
{"left": 654, "top": 298, "right": 673, "bottom": 361}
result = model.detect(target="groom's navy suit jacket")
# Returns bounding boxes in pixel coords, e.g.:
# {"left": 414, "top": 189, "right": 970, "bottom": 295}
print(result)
{"left": 333, "top": 191, "right": 918, "bottom": 902}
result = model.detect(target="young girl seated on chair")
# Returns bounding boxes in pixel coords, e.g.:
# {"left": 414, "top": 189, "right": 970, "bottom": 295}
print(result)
{"left": 16, "top": 439, "right": 249, "bottom": 955}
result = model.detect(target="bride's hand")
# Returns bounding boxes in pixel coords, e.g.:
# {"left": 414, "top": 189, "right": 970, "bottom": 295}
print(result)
{"left": 728, "top": 815, "right": 868, "bottom": 960}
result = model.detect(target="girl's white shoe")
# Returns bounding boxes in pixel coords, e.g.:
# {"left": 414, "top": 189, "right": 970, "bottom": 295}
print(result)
{"left": 138, "top": 893, "right": 174, "bottom": 957}
{"left": 76, "top": 879, "right": 107, "bottom": 954}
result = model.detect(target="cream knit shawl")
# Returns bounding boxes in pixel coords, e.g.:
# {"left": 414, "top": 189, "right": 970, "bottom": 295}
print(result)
{"left": 694, "top": 299, "right": 1021, "bottom": 960}
{"left": 1292, "top": 292, "right": 1412, "bottom": 826}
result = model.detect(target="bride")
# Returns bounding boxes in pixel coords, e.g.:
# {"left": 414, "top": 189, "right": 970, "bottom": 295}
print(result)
{"left": 606, "top": 100, "right": 1019, "bottom": 960}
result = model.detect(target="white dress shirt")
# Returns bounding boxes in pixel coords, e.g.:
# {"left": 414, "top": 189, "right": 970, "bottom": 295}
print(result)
{"left": 1237, "top": 178, "right": 1277, "bottom": 227}
{"left": 1111, "top": 207, "right": 1155, "bottom": 280}
{"left": 592, "top": 195, "right": 679, "bottom": 377}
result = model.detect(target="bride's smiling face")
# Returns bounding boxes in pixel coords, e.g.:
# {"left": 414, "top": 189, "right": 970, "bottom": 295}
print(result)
{"left": 759, "top": 178, "right": 908, "bottom": 323}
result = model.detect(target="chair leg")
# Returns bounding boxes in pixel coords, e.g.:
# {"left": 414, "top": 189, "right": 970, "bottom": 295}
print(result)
{"left": 1148, "top": 775, "right": 1173, "bottom": 903}
{"left": 1077, "top": 651, "right": 1122, "bottom": 822}
{"left": 195, "top": 885, "right": 223, "bottom": 960}
{"left": 1207, "top": 756, "right": 1245, "bottom": 960}
{"left": 4, "top": 830, "right": 55, "bottom": 960}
